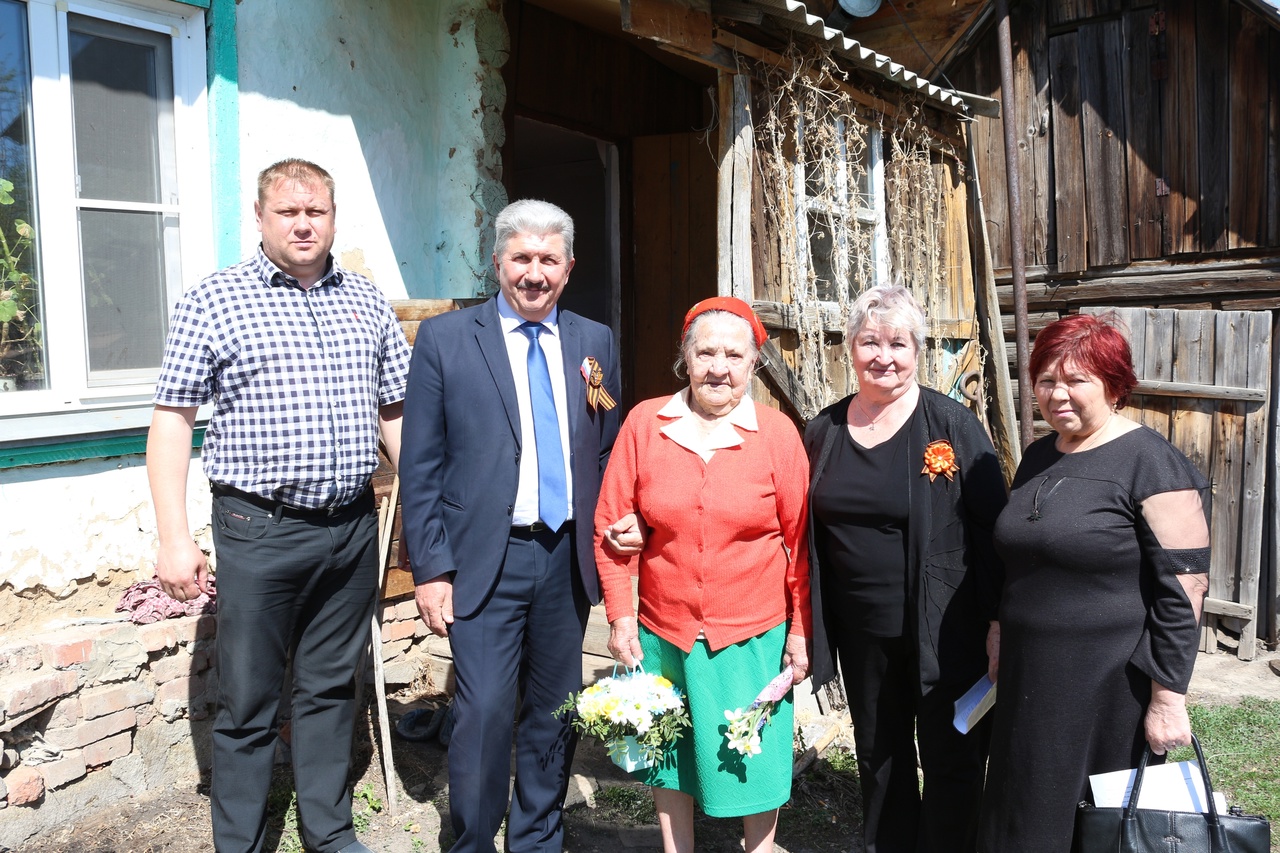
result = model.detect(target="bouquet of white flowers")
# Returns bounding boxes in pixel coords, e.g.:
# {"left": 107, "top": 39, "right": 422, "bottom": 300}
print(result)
{"left": 724, "top": 665, "right": 794, "bottom": 757}
{"left": 556, "top": 666, "right": 691, "bottom": 769}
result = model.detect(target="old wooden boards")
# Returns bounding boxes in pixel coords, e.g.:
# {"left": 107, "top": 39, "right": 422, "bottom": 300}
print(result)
{"left": 1085, "top": 306, "right": 1271, "bottom": 660}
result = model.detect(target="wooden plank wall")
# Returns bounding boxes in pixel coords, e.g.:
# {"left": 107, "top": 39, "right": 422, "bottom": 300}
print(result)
{"left": 508, "top": 2, "right": 709, "bottom": 141}
{"left": 1125, "top": 4, "right": 1163, "bottom": 260}
{"left": 949, "top": 0, "right": 1280, "bottom": 276}
{"left": 1049, "top": 32, "right": 1087, "bottom": 274}
{"left": 1084, "top": 306, "right": 1271, "bottom": 659}
{"left": 1078, "top": 19, "right": 1130, "bottom": 267}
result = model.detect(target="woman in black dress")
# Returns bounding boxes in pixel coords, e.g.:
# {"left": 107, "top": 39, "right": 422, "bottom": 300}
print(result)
{"left": 805, "top": 285, "right": 1006, "bottom": 853}
{"left": 979, "top": 314, "right": 1210, "bottom": 853}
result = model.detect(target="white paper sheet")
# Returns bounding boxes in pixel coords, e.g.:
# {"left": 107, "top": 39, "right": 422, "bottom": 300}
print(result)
{"left": 952, "top": 674, "right": 996, "bottom": 734}
{"left": 1089, "top": 760, "right": 1228, "bottom": 813}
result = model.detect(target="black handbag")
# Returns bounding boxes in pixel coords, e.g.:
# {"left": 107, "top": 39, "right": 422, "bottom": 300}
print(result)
{"left": 1073, "top": 735, "right": 1270, "bottom": 853}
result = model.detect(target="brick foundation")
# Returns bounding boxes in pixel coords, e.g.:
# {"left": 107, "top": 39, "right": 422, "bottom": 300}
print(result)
{"left": 0, "top": 599, "right": 453, "bottom": 847}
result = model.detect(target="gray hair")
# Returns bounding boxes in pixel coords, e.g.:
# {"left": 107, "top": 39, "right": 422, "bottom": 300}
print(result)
{"left": 493, "top": 199, "right": 575, "bottom": 260}
{"left": 673, "top": 310, "right": 760, "bottom": 377}
{"left": 846, "top": 285, "right": 926, "bottom": 352}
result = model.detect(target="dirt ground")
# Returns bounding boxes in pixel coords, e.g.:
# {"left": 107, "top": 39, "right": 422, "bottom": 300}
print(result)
{"left": 15, "top": 642, "right": 1280, "bottom": 853}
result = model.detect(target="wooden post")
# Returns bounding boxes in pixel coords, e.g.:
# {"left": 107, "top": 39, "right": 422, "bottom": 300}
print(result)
{"left": 1268, "top": 310, "right": 1280, "bottom": 648}
{"left": 717, "top": 70, "right": 753, "bottom": 300}
{"left": 965, "top": 124, "right": 1022, "bottom": 482}
{"left": 995, "top": 0, "right": 1034, "bottom": 449}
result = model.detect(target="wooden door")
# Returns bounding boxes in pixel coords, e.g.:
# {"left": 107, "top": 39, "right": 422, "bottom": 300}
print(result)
{"left": 628, "top": 133, "right": 718, "bottom": 407}
{"left": 1083, "top": 306, "right": 1271, "bottom": 660}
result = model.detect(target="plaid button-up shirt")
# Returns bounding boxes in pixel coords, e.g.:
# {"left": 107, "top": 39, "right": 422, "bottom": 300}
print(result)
{"left": 154, "top": 247, "right": 411, "bottom": 510}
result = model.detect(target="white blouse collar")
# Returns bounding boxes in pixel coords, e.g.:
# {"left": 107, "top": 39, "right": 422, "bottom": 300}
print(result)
{"left": 657, "top": 388, "right": 758, "bottom": 455}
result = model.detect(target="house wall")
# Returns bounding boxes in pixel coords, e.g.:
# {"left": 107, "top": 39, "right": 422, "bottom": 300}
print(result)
{"left": 946, "top": 0, "right": 1280, "bottom": 648}
{"left": 1, "top": 0, "right": 507, "bottom": 607}
{"left": 950, "top": 0, "right": 1280, "bottom": 283}
{"left": 0, "top": 459, "right": 210, "bottom": 627}
{"left": 234, "top": 0, "right": 506, "bottom": 298}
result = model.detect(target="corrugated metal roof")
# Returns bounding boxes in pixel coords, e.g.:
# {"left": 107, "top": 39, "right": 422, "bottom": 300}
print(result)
{"left": 747, "top": 0, "right": 969, "bottom": 112}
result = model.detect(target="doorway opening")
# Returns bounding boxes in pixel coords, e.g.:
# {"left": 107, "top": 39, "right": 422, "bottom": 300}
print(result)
{"left": 512, "top": 116, "right": 620, "bottom": 341}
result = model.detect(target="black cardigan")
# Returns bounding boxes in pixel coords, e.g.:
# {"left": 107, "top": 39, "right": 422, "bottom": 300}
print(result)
{"left": 804, "top": 386, "right": 1008, "bottom": 694}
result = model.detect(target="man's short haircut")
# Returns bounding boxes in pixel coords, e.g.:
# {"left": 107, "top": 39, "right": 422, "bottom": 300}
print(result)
{"left": 257, "top": 159, "right": 336, "bottom": 205}
{"left": 494, "top": 199, "right": 575, "bottom": 260}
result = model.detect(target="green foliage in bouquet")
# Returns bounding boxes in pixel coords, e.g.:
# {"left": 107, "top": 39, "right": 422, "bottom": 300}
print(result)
{"left": 555, "top": 669, "right": 691, "bottom": 765}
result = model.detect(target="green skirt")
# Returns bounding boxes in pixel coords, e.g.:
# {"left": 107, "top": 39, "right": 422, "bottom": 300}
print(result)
{"left": 635, "top": 623, "right": 794, "bottom": 817}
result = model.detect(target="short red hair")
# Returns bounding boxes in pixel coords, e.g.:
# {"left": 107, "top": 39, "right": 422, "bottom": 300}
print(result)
{"left": 1029, "top": 314, "right": 1138, "bottom": 408}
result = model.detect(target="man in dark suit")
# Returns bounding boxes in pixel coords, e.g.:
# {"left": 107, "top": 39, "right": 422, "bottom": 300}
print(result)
{"left": 399, "top": 199, "right": 621, "bottom": 853}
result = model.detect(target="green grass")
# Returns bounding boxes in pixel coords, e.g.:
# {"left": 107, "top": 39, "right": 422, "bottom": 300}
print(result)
{"left": 594, "top": 784, "right": 658, "bottom": 825}
{"left": 264, "top": 778, "right": 303, "bottom": 853}
{"left": 1168, "top": 698, "right": 1280, "bottom": 826}
{"left": 352, "top": 781, "right": 384, "bottom": 834}
{"left": 264, "top": 773, "right": 385, "bottom": 852}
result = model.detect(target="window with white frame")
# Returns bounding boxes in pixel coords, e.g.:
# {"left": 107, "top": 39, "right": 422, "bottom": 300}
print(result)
{"left": 797, "top": 119, "right": 888, "bottom": 304}
{"left": 0, "top": 0, "right": 211, "bottom": 440}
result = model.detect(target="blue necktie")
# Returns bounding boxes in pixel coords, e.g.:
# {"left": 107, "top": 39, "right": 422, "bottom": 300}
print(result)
{"left": 519, "top": 322, "right": 568, "bottom": 531}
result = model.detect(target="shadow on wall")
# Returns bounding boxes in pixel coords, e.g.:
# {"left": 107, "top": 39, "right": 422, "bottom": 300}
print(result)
{"left": 233, "top": 0, "right": 507, "bottom": 300}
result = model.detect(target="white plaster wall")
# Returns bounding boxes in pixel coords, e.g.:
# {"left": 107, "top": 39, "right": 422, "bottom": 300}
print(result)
{"left": 0, "top": 455, "right": 210, "bottom": 597}
{"left": 234, "top": 0, "right": 507, "bottom": 299}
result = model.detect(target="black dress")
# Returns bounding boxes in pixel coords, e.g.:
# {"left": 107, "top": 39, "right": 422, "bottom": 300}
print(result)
{"left": 978, "top": 427, "right": 1208, "bottom": 853}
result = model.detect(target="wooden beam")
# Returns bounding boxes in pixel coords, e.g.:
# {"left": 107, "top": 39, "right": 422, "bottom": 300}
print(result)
{"left": 995, "top": 257, "right": 1280, "bottom": 285}
{"left": 392, "top": 299, "right": 459, "bottom": 349}
{"left": 753, "top": 300, "right": 843, "bottom": 335}
{"left": 621, "top": 0, "right": 715, "bottom": 56}
{"left": 996, "top": 266, "right": 1280, "bottom": 310}
{"left": 1203, "top": 597, "right": 1255, "bottom": 619}
{"left": 965, "top": 123, "right": 1022, "bottom": 482}
{"left": 759, "top": 340, "right": 819, "bottom": 417}
{"left": 1131, "top": 380, "right": 1267, "bottom": 403}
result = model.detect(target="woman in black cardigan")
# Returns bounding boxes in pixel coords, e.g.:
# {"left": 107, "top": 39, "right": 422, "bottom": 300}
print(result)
{"left": 804, "top": 285, "right": 1006, "bottom": 853}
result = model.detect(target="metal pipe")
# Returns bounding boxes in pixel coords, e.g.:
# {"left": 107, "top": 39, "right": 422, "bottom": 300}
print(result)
{"left": 995, "top": 0, "right": 1034, "bottom": 449}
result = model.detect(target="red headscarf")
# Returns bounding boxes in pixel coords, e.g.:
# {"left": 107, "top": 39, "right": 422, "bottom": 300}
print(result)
{"left": 681, "top": 297, "right": 768, "bottom": 348}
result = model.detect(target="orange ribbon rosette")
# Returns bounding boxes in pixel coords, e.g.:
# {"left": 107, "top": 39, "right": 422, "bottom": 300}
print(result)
{"left": 921, "top": 439, "right": 959, "bottom": 482}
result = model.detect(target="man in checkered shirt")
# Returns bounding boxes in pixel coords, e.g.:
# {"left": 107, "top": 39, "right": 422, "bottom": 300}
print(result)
{"left": 147, "top": 159, "right": 410, "bottom": 853}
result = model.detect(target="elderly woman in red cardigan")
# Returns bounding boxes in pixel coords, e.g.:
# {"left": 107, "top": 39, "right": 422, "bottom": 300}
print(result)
{"left": 594, "top": 297, "right": 811, "bottom": 853}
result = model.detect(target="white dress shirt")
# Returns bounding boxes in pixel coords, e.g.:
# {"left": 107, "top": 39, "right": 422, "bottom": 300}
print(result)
{"left": 497, "top": 292, "right": 575, "bottom": 525}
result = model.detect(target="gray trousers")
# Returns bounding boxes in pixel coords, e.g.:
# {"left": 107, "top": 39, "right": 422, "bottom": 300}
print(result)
{"left": 208, "top": 488, "right": 377, "bottom": 853}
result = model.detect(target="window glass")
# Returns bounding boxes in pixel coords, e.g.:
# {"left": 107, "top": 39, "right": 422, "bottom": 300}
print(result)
{"left": 69, "top": 16, "right": 172, "bottom": 204}
{"left": 69, "top": 14, "right": 178, "bottom": 382}
{"left": 0, "top": 0, "right": 46, "bottom": 391}
{"left": 79, "top": 209, "right": 167, "bottom": 373}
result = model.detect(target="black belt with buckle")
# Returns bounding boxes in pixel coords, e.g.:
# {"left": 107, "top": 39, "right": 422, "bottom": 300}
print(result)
{"left": 210, "top": 482, "right": 367, "bottom": 519}
{"left": 510, "top": 520, "right": 573, "bottom": 538}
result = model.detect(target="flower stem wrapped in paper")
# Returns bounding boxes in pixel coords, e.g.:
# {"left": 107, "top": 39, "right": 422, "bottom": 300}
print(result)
{"left": 555, "top": 665, "right": 691, "bottom": 768}
{"left": 724, "top": 665, "right": 794, "bottom": 757}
